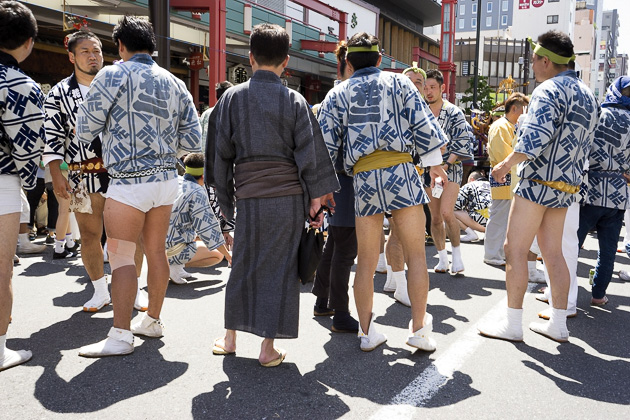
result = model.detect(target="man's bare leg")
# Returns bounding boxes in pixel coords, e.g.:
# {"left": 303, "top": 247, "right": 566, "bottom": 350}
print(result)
{"left": 384, "top": 218, "right": 406, "bottom": 297}
{"left": 529, "top": 206, "right": 570, "bottom": 342}
{"left": 478, "top": 195, "right": 545, "bottom": 342}
{"left": 0, "top": 213, "right": 32, "bottom": 370}
{"left": 425, "top": 188, "right": 449, "bottom": 272}
{"left": 74, "top": 193, "right": 110, "bottom": 311}
{"left": 185, "top": 244, "right": 225, "bottom": 268}
{"left": 354, "top": 213, "right": 387, "bottom": 351}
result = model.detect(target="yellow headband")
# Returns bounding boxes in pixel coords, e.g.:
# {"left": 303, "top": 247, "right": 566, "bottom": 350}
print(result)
{"left": 347, "top": 44, "right": 379, "bottom": 53}
{"left": 528, "top": 37, "right": 575, "bottom": 65}
{"left": 185, "top": 166, "right": 204, "bottom": 176}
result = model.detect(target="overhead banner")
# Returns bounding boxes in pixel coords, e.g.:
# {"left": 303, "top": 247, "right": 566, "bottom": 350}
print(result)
{"left": 519, "top": 0, "right": 530, "bottom": 10}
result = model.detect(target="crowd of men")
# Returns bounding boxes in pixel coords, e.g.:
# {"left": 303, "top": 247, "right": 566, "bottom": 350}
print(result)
{"left": 2, "top": 0, "right": 630, "bottom": 372}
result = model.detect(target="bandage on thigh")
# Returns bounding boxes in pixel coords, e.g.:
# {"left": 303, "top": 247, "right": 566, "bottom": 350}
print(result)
{"left": 107, "top": 238, "right": 137, "bottom": 271}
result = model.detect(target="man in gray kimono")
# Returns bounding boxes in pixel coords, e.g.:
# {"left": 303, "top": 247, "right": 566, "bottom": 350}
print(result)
{"left": 207, "top": 23, "right": 338, "bottom": 367}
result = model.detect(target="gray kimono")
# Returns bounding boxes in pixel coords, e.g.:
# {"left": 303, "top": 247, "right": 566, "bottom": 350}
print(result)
{"left": 208, "top": 70, "right": 339, "bottom": 338}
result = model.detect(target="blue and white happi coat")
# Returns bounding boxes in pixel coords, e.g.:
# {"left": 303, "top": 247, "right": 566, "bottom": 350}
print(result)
{"left": 0, "top": 51, "right": 45, "bottom": 190}
{"left": 436, "top": 99, "right": 474, "bottom": 162}
{"left": 166, "top": 175, "right": 224, "bottom": 265}
{"left": 318, "top": 67, "right": 447, "bottom": 217}
{"left": 76, "top": 54, "right": 202, "bottom": 186}
{"left": 581, "top": 107, "right": 630, "bottom": 209}
{"left": 43, "top": 74, "right": 107, "bottom": 193}
{"left": 513, "top": 70, "right": 599, "bottom": 208}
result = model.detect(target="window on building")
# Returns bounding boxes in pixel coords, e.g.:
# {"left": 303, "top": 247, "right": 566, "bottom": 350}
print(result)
{"left": 459, "top": 18, "right": 465, "bottom": 29}
{"left": 472, "top": 2, "right": 477, "bottom": 14}
{"left": 461, "top": 60, "right": 475, "bottom": 76}
{"left": 472, "top": 17, "right": 477, "bottom": 28}
{"left": 547, "top": 15, "right": 559, "bottom": 24}
{"left": 501, "top": 15, "right": 508, "bottom": 26}
{"left": 549, "top": 0, "right": 560, "bottom": 2}
{"left": 459, "top": 4, "right": 465, "bottom": 15}
{"left": 487, "top": 2, "right": 493, "bottom": 13}
{"left": 486, "top": 16, "right": 492, "bottom": 27}
{"left": 502, "top": 0, "right": 509, "bottom": 11}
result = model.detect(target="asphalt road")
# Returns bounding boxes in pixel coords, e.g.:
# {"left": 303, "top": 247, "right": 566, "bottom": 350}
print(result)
{"left": 2, "top": 231, "right": 629, "bottom": 419}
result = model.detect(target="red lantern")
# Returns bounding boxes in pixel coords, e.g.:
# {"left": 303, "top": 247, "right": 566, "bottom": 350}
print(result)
{"left": 189, "top": 51, "right": 204, "bottom": 71}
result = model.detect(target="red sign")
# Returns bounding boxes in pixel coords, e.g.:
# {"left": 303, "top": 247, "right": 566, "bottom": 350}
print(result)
{"left": 519, "top": 0, "right": 530, "bottom": 9}
{"left": 188, "top": 52, "right": 204, "bottom": 71}
{"left": 532, "top": 0, "right": 544, "bottom": 7}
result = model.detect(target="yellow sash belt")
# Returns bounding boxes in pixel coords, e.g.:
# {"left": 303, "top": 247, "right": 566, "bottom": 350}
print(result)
{"left": 530, "top": 179, "right": 580, "bottom": 194}
{"left": 475, "top": 208, "right": 490, "bottom": 219}
{"left": 353, "top": 150, "right": 413, "bottom": 175}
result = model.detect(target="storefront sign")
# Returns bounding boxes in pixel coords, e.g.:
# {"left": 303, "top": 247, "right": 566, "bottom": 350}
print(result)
{"left": 519, "top": 0, "right": 530, "bottom": 9}
{"left": 188, "top": 51, "right": 204, "bottom": 71}
{"left": 532, "top": 0, "right": 544, "bottom": 7}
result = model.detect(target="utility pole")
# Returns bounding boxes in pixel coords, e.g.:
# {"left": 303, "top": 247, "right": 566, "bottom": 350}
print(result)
{"left": 472, "top": 0, "right": 482, "bottom": 107}
{"left": 149, "top": 0, "right": 170, "bottom": 70}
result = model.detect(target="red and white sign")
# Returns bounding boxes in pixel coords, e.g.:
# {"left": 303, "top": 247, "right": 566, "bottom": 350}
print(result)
{"left": 519, "top": 0, "right": 530, "bottom": 10}
{"left": 532, "top": 0, "right": 544, "bottom": 7}
{"left": 188, "top": 51, "right": 204, "bottom": 71}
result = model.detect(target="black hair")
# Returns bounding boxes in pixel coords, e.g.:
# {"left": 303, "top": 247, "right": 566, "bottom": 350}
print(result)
{"left": 250, "top": 23, "right": 289, "bottom": 67}
{"left": 425, "top": 69, "right": 444, "bottom": 85}
{"left": 504, "top": 92, "right": 529, "bottom": 114}
{"left": 469, "top": 170, "right": 487, "bottom": 182}
{"left": 0, "top": 1, "right": 37, "bottom": 50}
{"left": 216, "top": 81, "right": 233, "bottom": 100}
{"left": 345, "top": 32, "right": 380, "bottom": 70}
{"left": 537, "top": 31, "right": 574, "bottom": 68}
{"left": 184, "top": 153, "right": 204, "bottom": 180}
{"left": 67, "top": 30, "right": 102, "bottom": 54}
{"left": 112, "top": 16, "right": 156, "bottom": 54}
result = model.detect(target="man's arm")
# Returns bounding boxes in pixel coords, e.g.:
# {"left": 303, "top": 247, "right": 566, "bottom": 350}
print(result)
{"left": 75, "top": 68, "right": 121, "bottom": 146}
{"left": 42, "top": 86, "right": 72, "bottom": 199}
{"left": 2, "top": 77, "right": 45, "bottom": 190}
{"left": 491, "top": 151, "right": 529, "bottom": 183}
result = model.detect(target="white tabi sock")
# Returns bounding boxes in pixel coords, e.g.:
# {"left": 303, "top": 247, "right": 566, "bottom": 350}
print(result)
{"left": 54, "top": 239, "right": 66, "bottom": 253}
{"left": 438, "top": 249, "right": 448, "bottom": 264}
{"left": 0, "top": 334, "right": 32, "bottom": 371}
{"left": 65, "top": 233, "right": 75, "bottom": 249}
{"left": 92, "top": 276, "right": 108, "bottom": 296}
{"left": 530, "top": 308, "right": 569, "bottom": 342}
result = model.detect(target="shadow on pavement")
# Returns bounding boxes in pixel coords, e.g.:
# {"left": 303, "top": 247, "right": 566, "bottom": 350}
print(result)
{"left": 9, "top": 311, "right": 188, "bottom": 413}
{"left": 191, "top": 356, "right": 349, "bottom": 419}
{"left": 517, "top": 342, "right": 630, "bottom": 405}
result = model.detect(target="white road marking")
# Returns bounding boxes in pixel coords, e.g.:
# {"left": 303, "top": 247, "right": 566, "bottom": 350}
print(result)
{"left": 370, "top": 284, "right": 537, "bottom": 419}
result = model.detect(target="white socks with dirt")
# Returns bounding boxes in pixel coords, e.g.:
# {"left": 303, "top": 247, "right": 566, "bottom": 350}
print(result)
{"left": 530, "top": 308, "right": 569, "bottom": 342}
{"left": 0, "top": 334, "right": 32, "bottom": 371}
{"left": 478, "top": 307, "right": 523, "bottom": 341}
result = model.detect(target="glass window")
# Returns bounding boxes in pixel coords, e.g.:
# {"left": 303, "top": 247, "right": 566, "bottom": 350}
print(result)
{"left": 459, "top": 4, "right": 465, "bottom": 15}
{"left": 472, "top": 2, "right": 477, "bottom": 14}
{"left": 547, "top": 15, "right": 559, "bottom": 24}
{"left": 502, "top": 0, "right": 509, "bottom": 11}
{"left": 501, "top": 15, "right": 508, "bottom": 26}
{"left": 486, "top": 16, "right": 492, "bottom": 27}
{"left": 487, "top": 2, "right": 493, "bottom": 13}
{"left": 472, "top": 17, "right": 477, "bottom": 28}
{"left": 459, "top": 18, "right": 465, "bottom": 29}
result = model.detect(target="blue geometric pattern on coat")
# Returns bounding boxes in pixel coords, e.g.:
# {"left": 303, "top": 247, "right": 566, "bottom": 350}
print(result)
{"left": 0, "top": 59, "right": 45, "bottom": 190}
{"left": 514, "top": 70, "right": 599, "bottom": 206}
{"left": 166, "top": 176, "right": 224, "bottom": 262}
{"left": 436, "top": 100, "right": 474, "bottom": 161}
{"left": 582, "top": 107, "right": 630, "bottom": 209}
{"left": 514, "top": 178, "right": 575, "bottom": 208}
{"left": 354, "top": 162, "right": 428, "bottom": 217}
{"left": 76, "top": 54, "right": 202, "bottom": 185}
